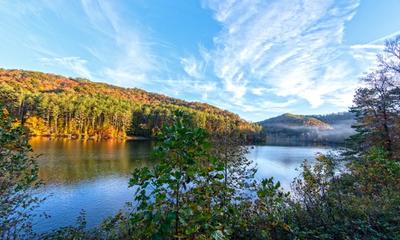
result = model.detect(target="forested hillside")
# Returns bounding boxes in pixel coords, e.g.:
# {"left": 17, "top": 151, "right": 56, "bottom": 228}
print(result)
{"left": 0, "top": 68, "right": 261, "bottom": 140}
{"left": 259, "top": 112, "right": 355, "bottom": 144}
{"left": 311, "top": 112, "right": 355, "bottom": 125}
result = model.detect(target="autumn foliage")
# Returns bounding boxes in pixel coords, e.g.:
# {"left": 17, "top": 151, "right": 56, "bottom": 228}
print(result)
{"left": 0, "top": 69, "right": 261, "bottom": 140}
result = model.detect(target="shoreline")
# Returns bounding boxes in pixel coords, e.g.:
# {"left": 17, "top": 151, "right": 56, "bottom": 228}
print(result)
{"left": 28, "top": 134, "right": 152, "bottom": 141}
{"left": 28, "top": 135, "right": 343, "bottom": 148}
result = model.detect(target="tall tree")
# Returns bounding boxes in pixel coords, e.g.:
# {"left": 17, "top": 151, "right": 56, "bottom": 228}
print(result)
{"left": 350, "top": 37, "right": 400, "bottom": 159}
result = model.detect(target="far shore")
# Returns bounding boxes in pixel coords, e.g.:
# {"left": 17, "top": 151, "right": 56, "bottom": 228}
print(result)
{"left": 28, "top": 134, "right": 151, "bottom": 141}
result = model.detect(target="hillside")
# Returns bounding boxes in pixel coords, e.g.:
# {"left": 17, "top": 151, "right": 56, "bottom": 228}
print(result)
{"left": 259, "top": 113, "right": 332, "bottom": 130}
{"left": 0, "top": 68, "right": 261, "bottom": 140}
{"left": 259, "top": 112, "right": 355, "bottom": 145}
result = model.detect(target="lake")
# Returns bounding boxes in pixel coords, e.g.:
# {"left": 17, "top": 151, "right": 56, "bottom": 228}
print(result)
{"left": 29, "top": 137, "right": 331, "bottom": 232}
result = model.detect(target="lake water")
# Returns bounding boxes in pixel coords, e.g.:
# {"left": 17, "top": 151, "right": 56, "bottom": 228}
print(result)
{"left": 29, "top": 137, "right": 331, "bottom": 232}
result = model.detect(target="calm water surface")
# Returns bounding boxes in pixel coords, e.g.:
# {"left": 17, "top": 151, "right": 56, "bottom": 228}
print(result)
{"left": 30, "top": 137, "right": 331, "bottom": 232}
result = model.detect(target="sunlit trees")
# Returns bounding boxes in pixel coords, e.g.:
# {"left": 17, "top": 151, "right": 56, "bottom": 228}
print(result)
{"left": 0, "top": 69, "right": 261, "bottom": 141}
{"left": 350, "top": 36, "right": 400, "bottom": 159}
{"left": 289, "top": 35, "right": 400, "bottom": 239}
{"left": 4, "top": 36, "right": 400, "bottom": 239}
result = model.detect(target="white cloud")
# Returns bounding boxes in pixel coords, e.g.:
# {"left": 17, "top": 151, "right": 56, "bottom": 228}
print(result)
{"left": 250, "top": 87, "right": 268, "bottom": 96}
{"left": 348, "top": 31, "right": 400, "bottom": 73}
{"left": 161, "top": 78, "right": 217, "bottom": 100}
{"left": 326, "top": 90, "right": 355, "bottom": 108}
{"left": 350, "top": 44, "right": 384, "bottom": 50}
{"left": 202, "top": 0, "right": 362, "bottom": 111}
{"left": 1, "top": 0, "right": 156, "bottom": 87}
{"left": 103, "top": 68, "right": 146, "bottom": 84}
{"left": 368, "top": 30, "right": 400, "bottom": 44}
{"left": 40, "top": 57, "right": 92, "bottom": 79}
{"left": 195, "top": 82, "right": 217, "bottom": 99}
{"left": 180, "top": 56, "right": 203, "bottom": 78}
{"left": 80, "top": 0, "right": 155, "bottom": 86}
{"left": 262, "top": 99, "right": 297, "bottom": 109}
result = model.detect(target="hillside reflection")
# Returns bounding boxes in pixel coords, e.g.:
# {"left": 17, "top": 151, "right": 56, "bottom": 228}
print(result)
{"left": 30, "top": 137, "right": 156, "bottom": 184}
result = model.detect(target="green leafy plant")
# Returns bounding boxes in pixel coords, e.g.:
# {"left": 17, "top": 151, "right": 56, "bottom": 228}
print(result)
{"left": 0, "top": 106, "right": 43, "bottom": 239}
{"left": 129, "top": 110, "right": 235, "bottom": 239}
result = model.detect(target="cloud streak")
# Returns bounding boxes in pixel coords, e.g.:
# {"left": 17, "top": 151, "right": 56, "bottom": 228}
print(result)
{"left": 80, "top": 0, "right": 156, "bottom": 86}
{"left": 201, "top": 0, "right": 362, "bottom": 113}
{"left": 2, "top": 0, "right": 400, "bottom": 121}
{"left": 40, "top": 57, "right": 92, "bottom": 79}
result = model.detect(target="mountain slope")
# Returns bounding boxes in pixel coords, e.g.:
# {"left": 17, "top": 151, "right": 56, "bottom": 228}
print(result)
{"left": 259, "top": 113, "right": 332, "bottom": 130}
{"left": 0, "top": 68, "right": 261, "bottom": 139}
{"left": 259, "top": 113, "right": 355, "bottom": 144}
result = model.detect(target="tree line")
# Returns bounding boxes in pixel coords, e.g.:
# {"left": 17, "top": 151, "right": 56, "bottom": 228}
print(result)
{"left": 1, "top": 36, "right": 400, "bottom": 239}
{"left": 0, "top": 69, "right": 261, "bottom": 141}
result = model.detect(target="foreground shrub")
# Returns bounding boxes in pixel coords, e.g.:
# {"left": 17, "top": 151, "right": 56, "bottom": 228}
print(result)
{"left": 0, "top": 107, "right": 43, "bottom": 239}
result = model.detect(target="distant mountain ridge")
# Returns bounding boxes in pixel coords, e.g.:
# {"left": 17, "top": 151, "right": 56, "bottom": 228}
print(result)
{"left": 259, "top": 113, "right": 333, "bottom": 130}
{"left": 259, "top": 112, "right": 355, "bottom": 145}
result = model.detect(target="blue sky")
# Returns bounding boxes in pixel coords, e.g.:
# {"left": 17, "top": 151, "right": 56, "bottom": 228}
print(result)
{"left": 1, "top": 0, "right": 400, "bottom": 121}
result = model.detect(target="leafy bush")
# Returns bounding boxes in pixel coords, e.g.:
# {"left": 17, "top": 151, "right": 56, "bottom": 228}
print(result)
{"left": 0, "top": 106, "right": 43, "bottom": 239}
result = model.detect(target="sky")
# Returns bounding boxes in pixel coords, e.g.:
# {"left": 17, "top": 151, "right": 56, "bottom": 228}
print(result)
{"left": 1, "top": 0, "right": 400, "bottom": 121}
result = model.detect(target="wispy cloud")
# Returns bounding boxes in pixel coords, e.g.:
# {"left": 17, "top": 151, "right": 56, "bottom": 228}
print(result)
{"left": 80, "top": 0, "right": 155, "bottom": 86}
{"left": 3, "top": 0, "right": 400, "bottom": 121}
{"left": 350, "top": 44, "right": 384, "bottom": 50}
{"left": 0, "top": 0, "right": 157, "bottom": 87}
{"left": 262, "top": 99, "right": 298, "bottom": 109}
{"left": 180, "top": 56, "right": 204, "bottom": 79}
{"left": 40, "top": 56, "right": 92, "bottom": 79}
{"left": 201, "top": 0, "right": 361, "bottom": 112}
{"left": 160, "top": 78, "right": 217, "bottom": 101}
{"left": 250, "top": 87, "right": 269, "bottom": 96}
{"left": 348, "top": 30, "right": 400, "bottom": 72}
{"left": 368, "top": 30, "right": 400, "bottom": 44}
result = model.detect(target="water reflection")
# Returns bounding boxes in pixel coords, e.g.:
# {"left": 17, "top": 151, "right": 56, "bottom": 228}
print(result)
{"left": 248, "top": 145, "right": 330, "bottom": 189}
{"left": 30, "top": 137, "right": 156, "bottom": 184}
{"left": 30, "top": 138, "right": 331, "bottom": 232}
